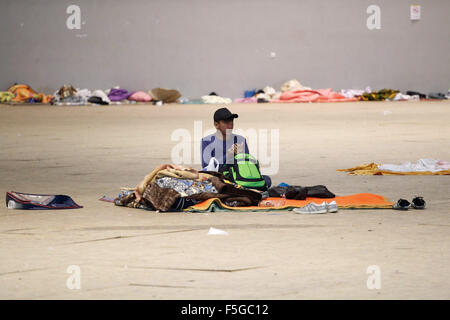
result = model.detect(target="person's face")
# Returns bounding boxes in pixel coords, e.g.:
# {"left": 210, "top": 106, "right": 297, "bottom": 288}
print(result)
{"left": 214, "top": 118, "right": 234, "bottom": 135}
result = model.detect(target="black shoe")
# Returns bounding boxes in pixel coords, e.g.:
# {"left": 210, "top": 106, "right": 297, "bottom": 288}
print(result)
{"left": 393, "top": 199, "right": 411, "bottom": 210}
{"left": 411, "top": 196, "right": 426, "bottom": 209}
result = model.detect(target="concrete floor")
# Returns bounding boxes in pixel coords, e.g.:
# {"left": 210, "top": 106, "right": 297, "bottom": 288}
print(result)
{"left": 0, "top": 100, "right": 449, "bottom": 299}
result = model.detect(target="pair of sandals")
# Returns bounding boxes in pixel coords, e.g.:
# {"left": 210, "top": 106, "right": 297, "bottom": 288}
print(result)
{"left": 393, "top": 197, "right": 426, "bottom": 210}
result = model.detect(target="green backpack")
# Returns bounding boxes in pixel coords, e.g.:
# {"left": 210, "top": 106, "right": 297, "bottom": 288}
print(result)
{"left": 220, "top": 153, "right": 268, "bottom": 191}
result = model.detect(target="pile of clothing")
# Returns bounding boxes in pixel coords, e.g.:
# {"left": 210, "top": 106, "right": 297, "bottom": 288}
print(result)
{"left": 53, "top": 85, "right": 96, "bottom": 105}
{"left": 343, "top": 89, "right": 450, "bottom": 101}
{"left": 53, "top": 85, "right": 139, "bottom": 105}
{"left": 6, "top": 84, "right": 54, "bottom": 104}
{"left": 6, "top": 84, "right": 181, "bottom": 106}
{"left": 114, "top": 164, "right": 262, "bottom": 212}
{"left": 202, "top": 92, "right": 232, "bottom": 104}
{"left": 360, "top": 89, "right": 400, "bottom": 101}
{"left": 242, "top": 86, "right": 281, "bottom": 103}
{"left": 235, "top": 80, "right": 450, "bottom": 103}
{"left": 150, "top": 87, "right": 181, "bottom": 104}
{"left": 0, "top": 91, "right": 15, "bottom": 103}
{"left": 338, "top": 159, "right": 450, "bottom": 175}
{"left": 237, "top": 79, "right": 357, "bottom": 103}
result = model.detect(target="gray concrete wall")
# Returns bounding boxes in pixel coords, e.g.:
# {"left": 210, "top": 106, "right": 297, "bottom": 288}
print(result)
{"left": 0, "top": 0, "right": 449, "bottom": 98}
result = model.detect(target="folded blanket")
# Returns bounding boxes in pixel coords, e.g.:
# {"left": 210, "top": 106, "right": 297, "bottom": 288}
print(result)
{"left": 185, "top": 193, "right": 393, "bottom": 212}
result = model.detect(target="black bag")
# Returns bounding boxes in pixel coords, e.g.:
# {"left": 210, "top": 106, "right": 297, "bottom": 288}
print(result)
{"left": 268, "top": 186, "right": 307, "bottom": 200}
{"left": 304, "top": 185, "right": 335, "bottom": 198}
{"left": 268, "top": 185, "right": 335, "bottom": 199}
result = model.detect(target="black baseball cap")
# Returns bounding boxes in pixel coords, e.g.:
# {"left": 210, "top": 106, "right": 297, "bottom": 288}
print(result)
{"left": 214, "top": 107, "right": 238, "bottom": 122}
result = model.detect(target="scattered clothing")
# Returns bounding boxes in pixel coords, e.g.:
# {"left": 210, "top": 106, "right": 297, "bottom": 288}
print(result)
{"left": 277, "top": 182, "right": 290, "bottom": 187}
{"left": 8, "top": 84, "right": 53, "bottom": 104}
{"left": 89, "top": 90, "right": 110, "bottom": 104}
{"left": 54, "top": 85, "right": 91, "bottom": 105}
{"left": 234, "top": 97, "right": 257, "bottom": 103}
{"left": 128, "top": 91, "right": 152, "bottom": 102}
{"left": 0, "top": 91, "right": 15, "bottom": 103}
{"left": 244, "top": 90, "right": 256, "bottom": 98}
{"left": 88, "top": 96, "right": 108, "bottom": 105}
{"left": 379, "top": 159, "right": 450, "bottom": 173}
{"left": 142, "top": 182, "right": 182, "bottom": 211}
{"left": 360, "top": 89, "right": 399, "bottom": 101}
{"left": 201, "top": 94, "right": 232, "bottom": 104}
{"left": 150, "top": 88, "right": 181, "bottom": 103}
{"left": 427, "top": 92, "right": 447, "bottom": 100}
{"left": 55, "top": 85, "right": 77, "bottom": 101}
{"left": 115, "top": 165, "right": 262, "bottom": 211}
{"left": 204, "top": 157, "right": 220, "bottom": 172}
{"left": 338, "top": 159, "right": 450, "bottom": 175}
{"left": 108, "top": 88, "right": 131, "bottom": 101}
{"left": 6, "top": 191, "right": 82, "bottom": 210}
{"left": 76, "top": 89, "right": 92, "bottom": 102}
{"left": 391, "top": 92, "right": 419, "bottom": 101}
{"left": 254, "top": 86, "right": 282, "bottom": 101}
{"left": 406, "top": 91, "right": 427, "bottom": 99}
{"left": 155, "top": 177, "right": 218, "bottom": 196}
{"left": 340, "top": 87, "right": 372, "bottom": 99}
{"left": 135, "top": 164, "right": 200, "bottom": 195}
{"left": 274, "top": 88, "right": 357, "bottom": 103}
{"left": 179, "top": 98, "right": 204, "bottom": 104}
{"left": 280, "top": 79, "right": 311, "bottom": 92}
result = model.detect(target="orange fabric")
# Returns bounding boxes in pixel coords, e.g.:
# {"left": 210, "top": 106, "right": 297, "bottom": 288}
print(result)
{"left": 186, "top": 193, "right": 393, "bottom": 211}
{"left": 8, "top": 84, "right": 53, "bottom": 104}
{"left": 273, "top": 88, "right": 357, "bottom": 103}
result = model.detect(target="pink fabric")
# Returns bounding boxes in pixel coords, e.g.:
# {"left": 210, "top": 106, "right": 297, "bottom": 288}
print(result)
{"left": 273, "top": 89, "right": 357, "bottom": 103}
{"left": 128, "top": 91, "right": 152, "bottom": 102}
{"left": 234, "top": 97, "right": 257, "bottom": 103}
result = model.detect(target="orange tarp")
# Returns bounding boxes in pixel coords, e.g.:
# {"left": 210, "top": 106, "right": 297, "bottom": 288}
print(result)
{"left": 185, "top": 193, "right": 393, "bottom": 212}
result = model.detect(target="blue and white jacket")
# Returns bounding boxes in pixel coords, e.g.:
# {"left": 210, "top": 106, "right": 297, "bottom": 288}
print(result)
{"left": 200, "top": 131, "right": 249, "bottom": 170}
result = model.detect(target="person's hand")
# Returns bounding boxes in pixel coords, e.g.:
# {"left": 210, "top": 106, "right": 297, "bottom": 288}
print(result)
{"left": 234, "top": 142, "right": 244, "bottom": 154}
{"left": 227, "top": 142, "right": 244, "bottom": 155}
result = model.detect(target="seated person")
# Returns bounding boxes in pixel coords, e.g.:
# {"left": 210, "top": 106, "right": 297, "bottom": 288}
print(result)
{"left": 201, "top": 107, "right": 271, "bottom": 188}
